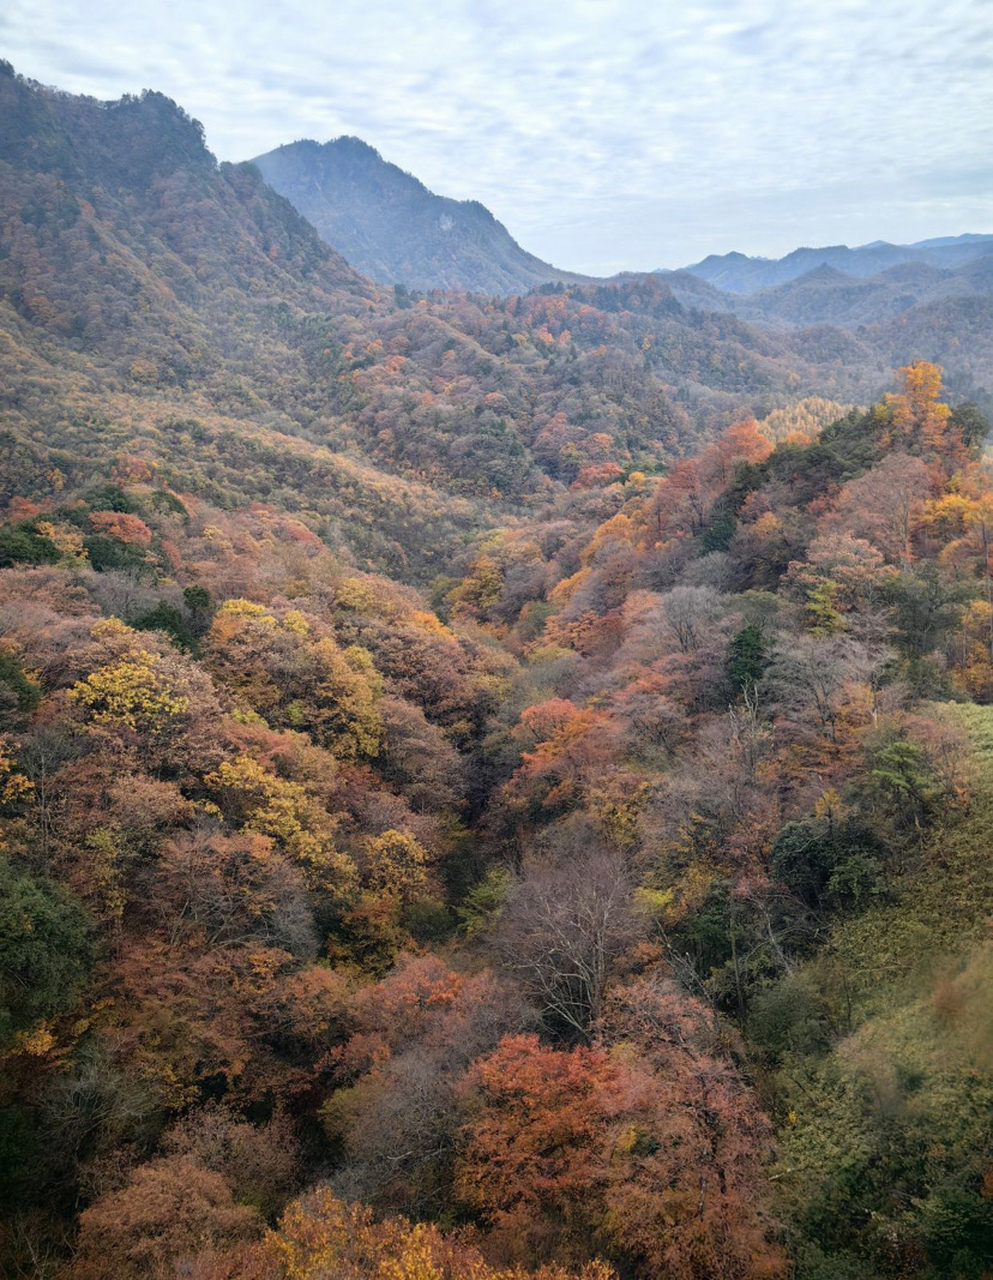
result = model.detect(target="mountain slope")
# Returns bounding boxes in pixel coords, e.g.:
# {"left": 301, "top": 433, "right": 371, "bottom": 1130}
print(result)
{"left": 0, "top": 65, "right": 818, "bottom": 581}
{"left": 251, "top": 136, "right": 590, "bottom": 294}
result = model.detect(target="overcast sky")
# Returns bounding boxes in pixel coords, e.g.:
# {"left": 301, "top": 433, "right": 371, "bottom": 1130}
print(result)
{"left": 3, "top": 0, "right": 992, "bottom": 274}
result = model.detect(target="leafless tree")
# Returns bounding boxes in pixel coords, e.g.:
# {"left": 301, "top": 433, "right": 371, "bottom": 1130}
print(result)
{"left": 764, "top": 633, "right": 861, "bottom": 741}
{"left": 491, "top": 833, "right": 644, "bottom": 1036}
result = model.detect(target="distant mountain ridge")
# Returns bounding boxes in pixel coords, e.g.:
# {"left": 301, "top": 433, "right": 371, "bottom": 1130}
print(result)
{"left": 653, "top": 248, "right": 993, "bottom": 342}
{"left": 666, "top": 236, "right": 993, "bottom": 294}
{"left": 251, "top": 137, "right": 590, "bottom": 295}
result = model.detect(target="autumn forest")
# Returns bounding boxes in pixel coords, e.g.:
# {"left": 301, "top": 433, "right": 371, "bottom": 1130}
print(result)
{"left": 3, "top": 61, "right": 993, "bottom": 1280}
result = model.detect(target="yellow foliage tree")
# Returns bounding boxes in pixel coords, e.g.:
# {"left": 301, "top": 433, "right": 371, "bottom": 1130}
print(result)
{"left": 206, "top": 756, "right": 355, "bottom": 902}
{"left": 887, "top": 360, "right": 952, "bottom": 455}
{"left": 266, "top": 1185, "right": 617, "bottom": 1280}
{"left": 362, "top": 829, "right": 430, "bottom": 901}
{"left": 203, "top": 602, "right": 381, "bottom": 759}
{"left": 0, "top": 736, "right": 33, "bottom": 851}
{"left": 70, "top": 649, "right": 189, "bottom": 735}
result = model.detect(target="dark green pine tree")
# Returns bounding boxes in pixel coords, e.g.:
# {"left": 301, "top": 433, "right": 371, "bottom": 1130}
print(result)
{"left": 726, "top": 624, "right": 768, "bottom": 698}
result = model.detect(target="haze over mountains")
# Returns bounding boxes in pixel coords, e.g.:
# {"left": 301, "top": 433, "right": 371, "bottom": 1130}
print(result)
{"left": 656, "top": 250, "right": 993, "bottom": 336}
{"left": 667, "top": 235, "right": 993, "bottom": 294}
{"left": 249, "top": 132, "right": 993, "bottom": 327}
{"left": 252, "top": 137, "right": 589, "bottom": 296}
{"left": 651, "top": 237, "right": 993, "bottom": 340}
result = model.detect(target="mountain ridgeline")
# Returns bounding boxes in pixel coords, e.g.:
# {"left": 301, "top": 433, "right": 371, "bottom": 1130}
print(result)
{"left": 668, "top": 234, "right": 993, "bottom": 294}
{"left": 252, "top": 136, "right": 589, "bottom": 295}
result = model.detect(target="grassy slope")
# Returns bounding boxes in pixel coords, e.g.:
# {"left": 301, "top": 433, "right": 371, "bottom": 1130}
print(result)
{"left": 772, "top": 703, "right": 993, "bottom": 1279}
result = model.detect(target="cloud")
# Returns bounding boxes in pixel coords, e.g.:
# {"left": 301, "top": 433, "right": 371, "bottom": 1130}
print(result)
{"left": 4, "top": 0, "right": 991, "bottom": 272}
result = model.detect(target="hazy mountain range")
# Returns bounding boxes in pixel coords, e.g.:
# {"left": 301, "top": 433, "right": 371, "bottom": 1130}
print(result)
{"left": 248, "top": 132, "right": 993, "bottom": 356}
{"left": 653, "top": 252, "right": 993, "bottom": 329}
{"left": 666, "top": 235, "right": 993, "bottom": 294}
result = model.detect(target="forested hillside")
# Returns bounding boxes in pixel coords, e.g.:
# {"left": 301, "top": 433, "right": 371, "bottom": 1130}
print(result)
{"left": 2, "top": 60, "right": 993, "bottom": 1280}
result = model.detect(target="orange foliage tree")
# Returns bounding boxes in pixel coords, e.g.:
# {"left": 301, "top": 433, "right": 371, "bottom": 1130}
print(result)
{"left": 456, "top": 1018, "right": 787, "bottom": 1279}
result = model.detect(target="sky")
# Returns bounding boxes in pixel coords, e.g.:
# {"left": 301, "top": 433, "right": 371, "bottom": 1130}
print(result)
{"left": 3, "top": 0, "right": 992, "bottom": 275}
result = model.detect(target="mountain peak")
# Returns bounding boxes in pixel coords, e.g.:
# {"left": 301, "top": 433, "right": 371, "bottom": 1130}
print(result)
{"left": 318, "top": 134, "right": 384, "bottom": 162}
{"left": 797, "top": 263, "right": 852, "bottom": 282}
{"left": 0, "top": 65, "right": 214, "bottom": 186}
{"left": 251, "top": 136, "right": 588, "bottom": 294}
